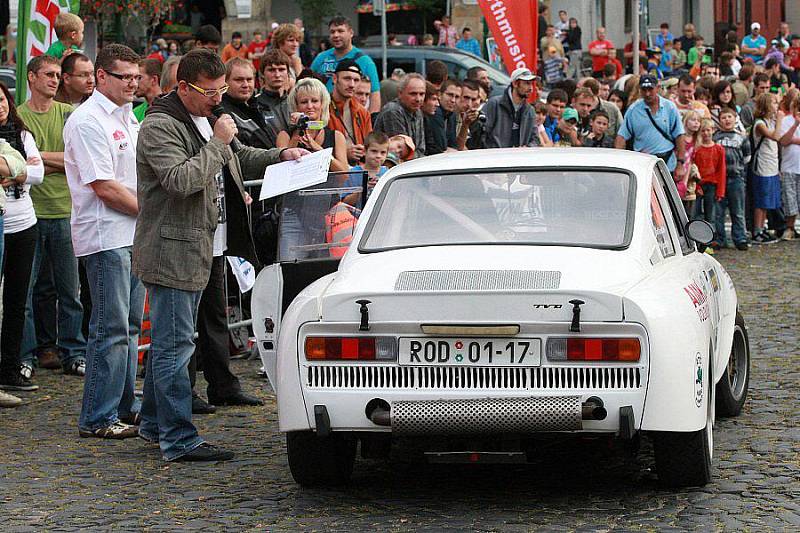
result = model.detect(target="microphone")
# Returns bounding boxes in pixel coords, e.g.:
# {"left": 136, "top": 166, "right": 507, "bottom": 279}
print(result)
{"left": 211, "top": 105, "right": 241, "bottom": 154}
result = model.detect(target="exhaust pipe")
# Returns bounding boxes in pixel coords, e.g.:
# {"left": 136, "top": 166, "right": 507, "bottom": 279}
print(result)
{"left": 582, "top": 397, "right": 607, "bottom": 420}
{"left": 366, "top": 398, "right": 391, "bottom": 426}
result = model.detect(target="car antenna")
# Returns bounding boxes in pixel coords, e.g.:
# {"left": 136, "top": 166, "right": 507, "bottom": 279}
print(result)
{"left": 569, "top": 299, "right": 585, "bottom": 332}
{"left": 356, "top": 300, "right": 372, "bottom": 331}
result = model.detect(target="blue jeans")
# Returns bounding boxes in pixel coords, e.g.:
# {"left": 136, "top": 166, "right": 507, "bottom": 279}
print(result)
{"left": 716, "top": 176, "right": 747, "bottom": 245}
{"left": 693, "top": 183, "right": 718, "bottom": 240}
{"left": 20, "top": 218, "right": 85, "bottom": 367}
{"left": 138, "top": 283, "right": 204, "bottom": 461}
{"left": 78, "top": 247, "right": 145, "bottom": 431}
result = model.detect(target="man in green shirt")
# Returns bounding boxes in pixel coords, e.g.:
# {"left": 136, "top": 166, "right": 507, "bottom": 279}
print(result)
{"left": 18, "top": 55, "right": 86, "bottom": 377}
{"left": 133, "top": 58, "right": 163, "bottom": 122}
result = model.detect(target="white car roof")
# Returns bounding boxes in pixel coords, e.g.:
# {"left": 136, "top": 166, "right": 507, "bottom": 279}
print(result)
{"left": 388, "top": 148, "right": 659, "bottom": 180}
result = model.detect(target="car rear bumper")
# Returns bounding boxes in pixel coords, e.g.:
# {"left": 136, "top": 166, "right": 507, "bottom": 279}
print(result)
{"left": 293, "top": 385, "right": 646, "bottom": 436}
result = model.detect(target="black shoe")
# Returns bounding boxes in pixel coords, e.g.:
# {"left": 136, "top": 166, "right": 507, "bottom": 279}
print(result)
{"left": 192, "top": 394, "right": 217, "bottom": 415}
{"left": 0, "top": 371, "right": 39, "bottom": 392}
{"left": 175, "top": 442, "right": 234, "bottom": 462}
{"left": 207, "top": 391, "right": 264, "bottom": 406}
{"left": 735, "top": 241, "right": 749, "bottom": 251}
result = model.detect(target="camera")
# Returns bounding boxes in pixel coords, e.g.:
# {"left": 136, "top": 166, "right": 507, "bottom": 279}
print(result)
{"left": 478, "top": 112, "right": 487, "bottom": 123}
{"left": 704, "top": 47, "right": 714, "bottom": 57}
{"left": 296, "top": 114, "right": 310, "bottom": 134}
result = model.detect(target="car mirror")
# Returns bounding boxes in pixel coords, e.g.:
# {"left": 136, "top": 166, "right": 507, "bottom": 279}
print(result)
{"left": 685, "top": 219, "right": 714, "bottom": 245}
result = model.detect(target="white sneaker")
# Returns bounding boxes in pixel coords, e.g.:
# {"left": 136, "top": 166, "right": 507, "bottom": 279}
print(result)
{"left": 781, "top": 228, "right": 795, "bottom": 241}
{"left": 79, "top": 421, "right": 139, "bottom": 439}
{"left": 0, "top": 390, "right": 23, "bottom": 408}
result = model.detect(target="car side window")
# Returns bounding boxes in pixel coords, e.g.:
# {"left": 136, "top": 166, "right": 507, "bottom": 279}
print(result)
{"left": 650, "top": 182, "right": 676, "bottom": 258}
{"left": 441, "top": 60, "right": 468, "bottom": 80}
{"left": 654, "top": 162, "right": 695, "bottom": 255}
{"left": 388, "top": 59, "right": 416, "bottom": 78}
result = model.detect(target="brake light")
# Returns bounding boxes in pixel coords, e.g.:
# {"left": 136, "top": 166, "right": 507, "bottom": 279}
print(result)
{"left": 305, "top": 336, "right": 397, "bottom": 361}
{"left": 546, "top": 338, "right": 640, "bottom": 362}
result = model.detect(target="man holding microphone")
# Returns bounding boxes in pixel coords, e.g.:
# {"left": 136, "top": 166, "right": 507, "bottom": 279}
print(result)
{"left": 133, "top": 49, "right": 306, "bottom": 461}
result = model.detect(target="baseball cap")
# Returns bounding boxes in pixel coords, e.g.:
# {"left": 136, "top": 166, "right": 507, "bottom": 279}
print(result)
{"left": 562, "top": 107, "right": 579, "bottom": 122}
{"left": 391, "top": 67, "right": 406, "bottom": 78}
{"left": 771, "top": 39, "right": 785, "bottom": 47}
{"left": 639, "top": 75, "right": 658, "bottom": 89}
{"left": 751, "top": 22, "right": 761, "bottom": 31}
{"left": 510, "top": 67, "right": 536, "bottom": 82}
{"left": 335, "top": 59, "right": 362, "bottom": 75}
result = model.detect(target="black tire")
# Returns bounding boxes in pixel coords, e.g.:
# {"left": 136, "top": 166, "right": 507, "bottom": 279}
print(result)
{"left": 286, "top": 431, "right": 356, "bottom": 487}
{"left": 715, "top": 311, "right": 750, "bottom": 417}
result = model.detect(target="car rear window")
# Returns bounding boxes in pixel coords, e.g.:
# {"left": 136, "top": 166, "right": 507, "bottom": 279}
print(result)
{"left": 359, "top": 170, "right": 634, "bottom": 252}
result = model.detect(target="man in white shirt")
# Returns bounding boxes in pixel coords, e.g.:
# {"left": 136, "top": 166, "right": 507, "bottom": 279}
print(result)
{"left": 64, "top": 44, "right": 144, "bottom": 439}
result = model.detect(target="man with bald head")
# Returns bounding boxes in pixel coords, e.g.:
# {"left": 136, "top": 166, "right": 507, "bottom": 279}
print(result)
{"left": 374, "top": 73, "right": 427, "bottom": 157}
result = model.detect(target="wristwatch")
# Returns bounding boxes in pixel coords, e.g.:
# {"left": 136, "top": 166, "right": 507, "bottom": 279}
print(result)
{"left": 677, "top": 158, "right": 685, "bottom": 164}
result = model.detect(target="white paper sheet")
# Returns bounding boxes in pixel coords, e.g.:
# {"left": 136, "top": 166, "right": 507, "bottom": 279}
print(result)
{"left": 258, "top": 148, "right": 333, "bottom": 200}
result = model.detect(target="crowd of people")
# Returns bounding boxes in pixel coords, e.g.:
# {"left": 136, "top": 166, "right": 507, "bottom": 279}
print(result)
{"left": 1, "top": 9, "right": 799, "bottom": 462}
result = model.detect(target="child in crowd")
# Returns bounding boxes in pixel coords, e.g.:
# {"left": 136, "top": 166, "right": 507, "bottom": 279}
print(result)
{"left": 388, "top": 134, "right": 415, "bottom": 162}
{"left": 581, "top": 109, "right": 614, "bottom": 147}
{"left": 680, "top": 110, "right": 703, "bottom": 213}
{"left": 533, "top": 101, "right": 554, "bottom": 147}
{"left": 692, "top": 119, "right": 727, "bottom": 251}
{"left": 658, "top": 40, "right": 674, "bottom": 76}
{"left": 751, "top": 93, "right": 784, "bottom": 243}
{"left": 694, "top": 86, "right": 711, "bottom": 107}
{"left": 779, "top": 97, "right": 800, "bottom": 240}
{"left": 45, "top": 13, "right": 84, "bottom": 59}
{"left": 543, "top": 46, "right": 568, "bottom": 88}
{"left": 343, "top": 132, "right": 390, "bottom": 206}
{"left": 671, "top": 39, "right": 687, "bottom": 72}
{"left": 714, "top": 107, "right": 752, "bottom": 250}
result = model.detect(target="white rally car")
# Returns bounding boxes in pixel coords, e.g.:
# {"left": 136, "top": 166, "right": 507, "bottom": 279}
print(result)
{"left": 251, "top": 149, "right": 750, "bottom": 488}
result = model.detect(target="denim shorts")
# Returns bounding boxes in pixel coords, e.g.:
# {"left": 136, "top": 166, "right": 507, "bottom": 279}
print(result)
{"left": 752, "top": 174, "right": 782, "bottom": 210}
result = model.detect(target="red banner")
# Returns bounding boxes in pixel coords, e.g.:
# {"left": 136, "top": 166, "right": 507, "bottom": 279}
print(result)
{"left": 478, "top": 0, "right": 538, "bottom": 75}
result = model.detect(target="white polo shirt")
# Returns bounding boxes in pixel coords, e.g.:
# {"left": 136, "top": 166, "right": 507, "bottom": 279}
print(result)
{"left": 64, "top": 90, "right": 140, "bottom": 257}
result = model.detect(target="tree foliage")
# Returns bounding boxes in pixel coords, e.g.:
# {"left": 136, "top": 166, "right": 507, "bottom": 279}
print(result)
{"left": 298, "top": 0, "right": 337, "bottom": 36}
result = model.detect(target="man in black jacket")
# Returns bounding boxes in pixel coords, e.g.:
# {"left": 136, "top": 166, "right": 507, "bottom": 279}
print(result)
{"left": 219, "top": 58, "right": 273, "bottom": 149}
{"left": 254, "top": 49, "right": 292, "bottom": 146}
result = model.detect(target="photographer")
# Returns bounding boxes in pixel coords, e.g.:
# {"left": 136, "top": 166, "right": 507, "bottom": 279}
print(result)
{"left": 483, "top": 68, "right": 540, "bottom": 148}
{"left": 276, "top": 77, "right": 348, "bottom": 172}
{"left": 455, "top": 79, "right": 486, "bottom": 150}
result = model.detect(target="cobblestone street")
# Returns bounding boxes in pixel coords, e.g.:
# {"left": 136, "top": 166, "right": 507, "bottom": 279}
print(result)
{"left": 1, "top": 243, "right": 798, "bottom": 532}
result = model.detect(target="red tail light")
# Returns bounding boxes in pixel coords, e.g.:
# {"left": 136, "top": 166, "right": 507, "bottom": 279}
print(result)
{"left": 305, "top": 337, "right": 397, "bottom": 361}
{"left": 547, "top": 337, "right": 641, "bottom": 361}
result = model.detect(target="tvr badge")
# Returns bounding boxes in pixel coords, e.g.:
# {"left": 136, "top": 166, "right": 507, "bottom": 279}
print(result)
{"left": 532, "top": 304, "right": 562, "bottom": 309}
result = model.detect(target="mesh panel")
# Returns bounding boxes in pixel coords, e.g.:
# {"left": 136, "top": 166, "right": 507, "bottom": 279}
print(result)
{"left": 391, "top": 396, "right": 582, "bottom": 435}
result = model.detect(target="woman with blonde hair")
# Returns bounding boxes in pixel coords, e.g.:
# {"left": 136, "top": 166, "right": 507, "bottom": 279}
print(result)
{"left": 271, "top": 23, "right": 304, "bottom": 80}
{"left": 277, "top": 77, "right": 348, "bottom": 172}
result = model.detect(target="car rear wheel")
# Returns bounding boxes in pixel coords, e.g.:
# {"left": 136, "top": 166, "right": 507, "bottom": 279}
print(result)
{"left": 715, "top": 311, "right": 750, "bottom": 417}
{"left": 286, "top": 431, "right": 356, "bottom": 487}
{"left": 652, "top": 355, "right": 713, "bottom": 487}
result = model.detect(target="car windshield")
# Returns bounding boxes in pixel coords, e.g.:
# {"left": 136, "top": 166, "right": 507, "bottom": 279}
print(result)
{"left": 359, "top": 170, "right": 633, "bottom": 251}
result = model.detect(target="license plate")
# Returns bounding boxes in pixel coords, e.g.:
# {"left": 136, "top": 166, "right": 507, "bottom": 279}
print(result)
{"left": 398, "top": 338, "right": 541, "bottom": 366}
